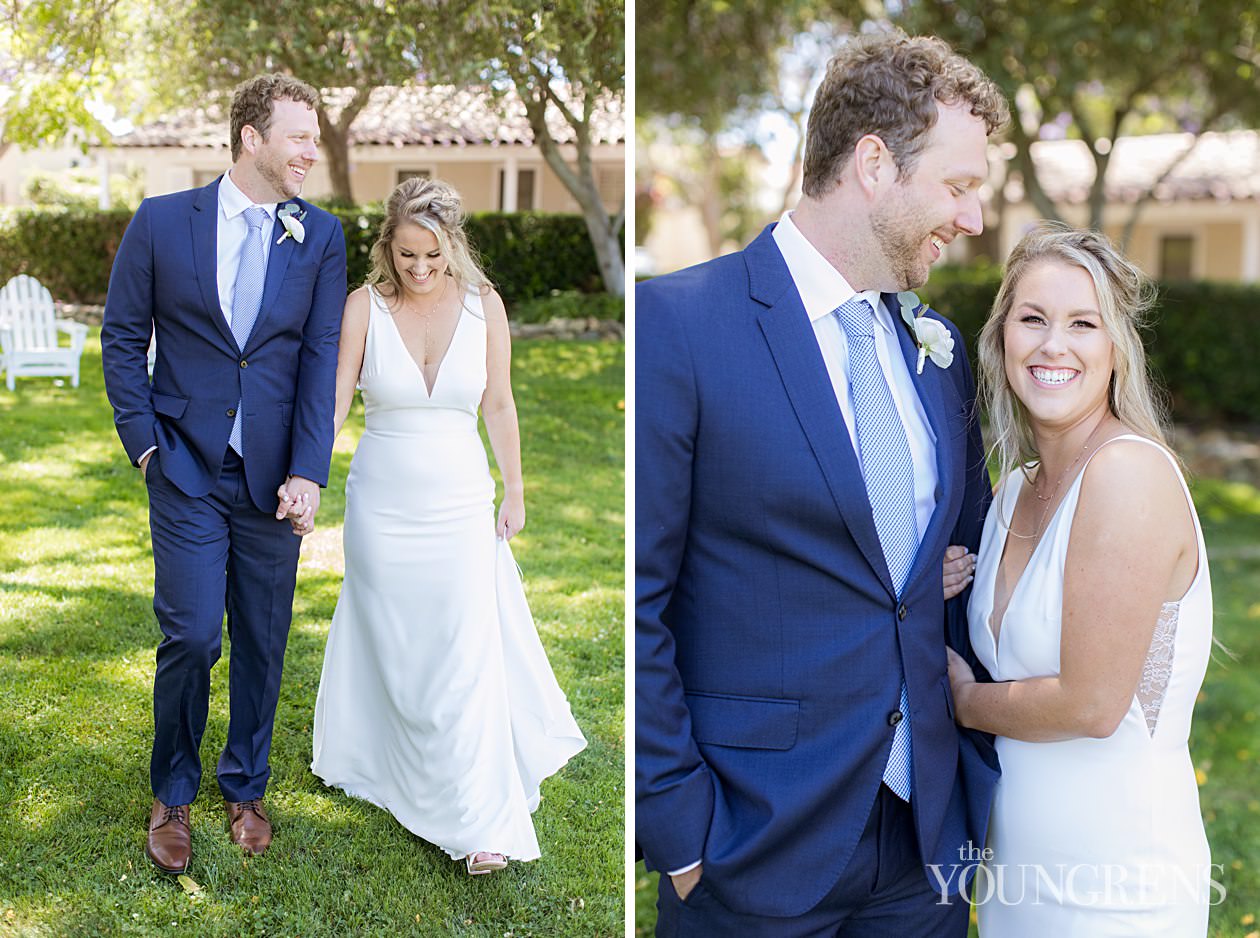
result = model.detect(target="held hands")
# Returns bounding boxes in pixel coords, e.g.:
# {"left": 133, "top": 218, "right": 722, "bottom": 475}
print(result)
{"left": 942, "top": 544, "right": 977, "bottom": 601}
{"left": 276, "top": 475, "right": 321, "bottom": 536}
{"left": 671, "top": 863, "right": 703, "bottom": 902}
{"left": 496, "top": 496, "right": 525, "bottom": 541}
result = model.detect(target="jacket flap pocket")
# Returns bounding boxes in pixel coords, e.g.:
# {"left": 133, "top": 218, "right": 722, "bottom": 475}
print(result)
{"left": 152, "top": 392, "right": 189, "bottom": 418}
{"left": 686, "top": 692, "right": 799, "bottom": 750}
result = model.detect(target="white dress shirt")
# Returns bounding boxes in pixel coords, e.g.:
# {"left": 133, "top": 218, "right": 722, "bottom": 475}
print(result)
{"left": 217, "top": 169, "right": 278, "bottom": 329}
{"left": 771, "top": 210, "right": 939, "bottom": 544}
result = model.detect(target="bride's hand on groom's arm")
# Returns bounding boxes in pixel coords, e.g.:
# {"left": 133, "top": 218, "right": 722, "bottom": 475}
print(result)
{"left": 946, "top": 647, "right": 978, "bottom": 725}
{"left": 942, "top": 544, "right": 977, "bottom": 601}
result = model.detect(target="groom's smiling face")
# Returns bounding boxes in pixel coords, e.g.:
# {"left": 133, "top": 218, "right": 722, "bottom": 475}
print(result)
{"left": 870, "top": 102, "right": 989, "bottom": 291}
{"left": 250, "top": 98, "right": 321, "bottom": 202}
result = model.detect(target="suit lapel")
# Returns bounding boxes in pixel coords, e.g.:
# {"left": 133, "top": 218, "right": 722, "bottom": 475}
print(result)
{"left": 885, "top": 292, "right": 958, "bottom": 588}
{"left": 748, "top": 229, "right": 897, "bottom": 600}
{"left": 249, "top": 201, "right": 299, "bottom": 351}
{"left": 190, "top": 180, "right": 237, "bottom": 350}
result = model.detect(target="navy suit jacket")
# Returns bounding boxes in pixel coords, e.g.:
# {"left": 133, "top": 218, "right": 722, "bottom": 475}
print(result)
{"left": 101, "top": 178, "right": 347, "bottom": 512}
{"left": 635, "top": 225, "right": 998, "bottom": 917}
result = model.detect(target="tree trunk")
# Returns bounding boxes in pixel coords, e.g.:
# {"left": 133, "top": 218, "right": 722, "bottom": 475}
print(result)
{"left": 316, "top": 110, "right": 354, "bottom": 203}
{"left": 518, "top": 85, "right": 625, "bottom": 296}
{"left": 1008, "top": 121, "right": 1063, "bottom": 224}
{"left": 314, "top": 87, "right": 371, "bottom": 204}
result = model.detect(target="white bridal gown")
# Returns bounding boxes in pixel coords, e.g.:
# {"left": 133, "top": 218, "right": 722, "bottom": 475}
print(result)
{"left": 311, "top": 285, "right": 587, "bottom": 862}
{"left": 968, "top": 436, "right": 1212, "bottom": 936}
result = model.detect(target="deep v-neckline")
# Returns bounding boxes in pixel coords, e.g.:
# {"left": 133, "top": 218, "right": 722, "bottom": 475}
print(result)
{"left": 380, "top": 289, "right": 463, "bottom": 397}
{"left": 985, "top": 472, "right": 1075, "bottom": 660}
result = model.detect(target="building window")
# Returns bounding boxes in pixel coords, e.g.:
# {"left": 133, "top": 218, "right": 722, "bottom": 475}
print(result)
{"left": 1159, "top": 235, "right": 1194, "bottom": 281}
{"left": 497, "top": 168, "right": 536, "bottom": 211}
{"left": 396, "top": 168, "right": 432, "bottom": 185}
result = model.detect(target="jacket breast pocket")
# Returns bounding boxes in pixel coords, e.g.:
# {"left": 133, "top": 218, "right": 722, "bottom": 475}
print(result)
{"left": 685, "top": 692, "right": 800, "bottom": 750}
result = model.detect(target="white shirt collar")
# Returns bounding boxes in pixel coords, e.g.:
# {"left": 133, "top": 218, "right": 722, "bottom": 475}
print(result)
{"left": 772, "top": 210, "right": 892, "bottom": 334}
{"left": 219, "top": 169, "right": 278, "bottom": 222}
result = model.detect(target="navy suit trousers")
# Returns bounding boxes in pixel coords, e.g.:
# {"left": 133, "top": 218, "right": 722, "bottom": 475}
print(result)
{"left": 655, "top": 785, "right": 970, "bottom": 937}
{"left": 146, "top": 447, "right": 301, "bottom": 805}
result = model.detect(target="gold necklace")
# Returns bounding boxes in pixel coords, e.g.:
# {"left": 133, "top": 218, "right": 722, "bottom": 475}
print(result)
{"left": 1008, "top": 424, "right": 1107, "bottom": 541}
{"left": 399, "top": 276, "right": 449, "bottom": 363}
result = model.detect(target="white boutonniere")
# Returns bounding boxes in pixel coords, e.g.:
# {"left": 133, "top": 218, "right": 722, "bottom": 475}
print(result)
{"left": 276, "top": 204, "right": 306, "bottom": 245}
{"left": 896, "top": 290, "right": 954, "bottom": 374}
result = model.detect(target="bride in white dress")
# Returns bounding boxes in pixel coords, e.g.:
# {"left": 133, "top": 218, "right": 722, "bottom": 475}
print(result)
{"left": 944, "top": 224, "right": 1212, "bottom": 935}
{"left": 310, "top": 177, "right": 586, "bottom": 874}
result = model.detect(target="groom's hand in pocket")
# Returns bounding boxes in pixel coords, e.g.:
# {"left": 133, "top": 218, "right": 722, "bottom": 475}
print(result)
{"left": 671, "top": 863, "right": 703, "bottom": 901}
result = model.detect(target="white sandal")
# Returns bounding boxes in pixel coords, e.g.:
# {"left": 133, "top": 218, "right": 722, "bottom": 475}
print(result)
{"left": 465, "top": 851, "right": 508, "bottom": 875}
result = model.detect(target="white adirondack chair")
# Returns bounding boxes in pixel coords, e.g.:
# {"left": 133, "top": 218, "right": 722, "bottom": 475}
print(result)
{"left": 0, "top": 275, "right": 89, "bottom": 391}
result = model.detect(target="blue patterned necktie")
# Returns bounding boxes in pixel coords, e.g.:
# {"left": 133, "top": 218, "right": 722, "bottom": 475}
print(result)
{"left": 228, "top": 206, "right": 268, "bottom": 456}
{"left": 833, "top": 296, "right": 918, "bottom": 801}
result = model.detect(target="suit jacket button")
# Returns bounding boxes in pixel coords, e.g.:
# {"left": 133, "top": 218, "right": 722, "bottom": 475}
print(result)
{"left": 226, "top": 408, "right": 236, "bottom": 418}
{"left": 898, "top": 604, "right": 908, "bottom": 621}
{"left": 240, "top": 359, "right": 248, "bottom": 368}
{"left": 888, "top": 710, "right": 903, "bottom": 726}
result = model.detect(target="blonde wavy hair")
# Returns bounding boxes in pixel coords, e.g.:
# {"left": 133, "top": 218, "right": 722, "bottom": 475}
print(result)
{"left": 978, "top": 221, "right": 1172, "bottom": 478}
{"left": 365, "top": 177, "right": 491, "bottom": 305}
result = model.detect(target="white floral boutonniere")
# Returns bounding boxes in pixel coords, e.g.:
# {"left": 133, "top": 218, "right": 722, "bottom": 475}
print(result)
{"left": 896, "top": 290, "right": 954, "bottom": 374}
{"left": 276, "top": 203, "right": 306, "bottom": 245}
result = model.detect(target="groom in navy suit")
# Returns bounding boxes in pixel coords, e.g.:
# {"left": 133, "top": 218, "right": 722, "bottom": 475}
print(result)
{"left": 637, "top": 34, "right": 1009, "bottom": 934}
{"left": 102, "top": 74, "right": 346, "bottom": 873}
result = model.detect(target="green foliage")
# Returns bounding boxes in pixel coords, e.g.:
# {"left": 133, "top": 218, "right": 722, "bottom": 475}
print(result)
{"left": 903, "top": 0, "right": 1260, "bottom": 228}
{"left": 0, "top": 333, "right": 624, "bottom": 936}
{"left": 327, "top": 205, "right": 605, "bottom": 301}
{"left": 0, "top": 0, "right": 174, "bottom": 150}
{"left": 920, "top": 265, "right": 1260, "bottom": 425}
{"left": 0, "top": 206, "right": 606, "bottom": 305}
{"left": 636, "top": 0, "right": 841, "bottom": 128}
{"left": 434, "top": 0, "right": 627, "bottom": 294}
{"left": 0, "top": 206, "right": 134, "bottom": 303}
{"left": 510, "top": 291, "right": 625, "bottom": 323}
{"left": 23, "top": 166, "right": 144, "bottom": 210}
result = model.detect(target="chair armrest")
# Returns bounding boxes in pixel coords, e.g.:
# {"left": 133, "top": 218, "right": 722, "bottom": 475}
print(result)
{"left": 57, "top": 319, "right": 89, "bottom": 353}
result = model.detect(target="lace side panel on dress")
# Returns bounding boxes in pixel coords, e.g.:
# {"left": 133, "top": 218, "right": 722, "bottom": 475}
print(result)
{"left": 1139, "top": 602, "right": 1179, "bottom": 736}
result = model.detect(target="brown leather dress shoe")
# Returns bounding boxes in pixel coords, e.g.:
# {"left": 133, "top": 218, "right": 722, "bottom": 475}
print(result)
{"left": 146, "top": 799, "right": 191, "bottom": 873}
{"left": 225, "top": 799, "right": 272, "bottom": 856}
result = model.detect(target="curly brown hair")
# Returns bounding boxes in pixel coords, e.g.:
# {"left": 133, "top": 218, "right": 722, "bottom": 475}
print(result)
{"left": 229, "top": 74, "right": 320, "bottom": 162}
{"left": 801, "top": 32, "right": 1009, "bottom": 198}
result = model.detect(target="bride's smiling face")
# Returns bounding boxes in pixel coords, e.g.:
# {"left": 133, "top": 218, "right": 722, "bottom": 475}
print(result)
{"left": 391, "top": 222, "right": 449, "bottom": 298}
{"left": 1004, "top": 259, "right": 1115, "bottom": 432}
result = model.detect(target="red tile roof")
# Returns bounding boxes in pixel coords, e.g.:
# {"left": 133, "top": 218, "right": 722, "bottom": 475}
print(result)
{"left": 113, "top": 84, "right": 624, "bottom": 149}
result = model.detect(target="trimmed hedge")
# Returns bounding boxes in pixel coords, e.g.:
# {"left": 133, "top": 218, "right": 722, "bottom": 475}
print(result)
{"left": 0, "top": 205, "right": 604, "bottom": 306}
{"left": 325, "top": 204, "right": 604, "bottom": 299}
{"left": 510, "top": 289, "right": 625, "bottom": 323}
{"left": 0, "top": 208, "right": 134, "bottom": 306}
{"left": 919, "top": 265, "right": 1260, "bottom": 425}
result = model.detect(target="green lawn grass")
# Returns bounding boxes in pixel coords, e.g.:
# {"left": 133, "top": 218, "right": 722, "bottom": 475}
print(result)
{"left": 0, "top": 332, "right": 624, "bottom": 937}
{"left": 635, "top": 474, "right": 1260, "bottom": 937}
